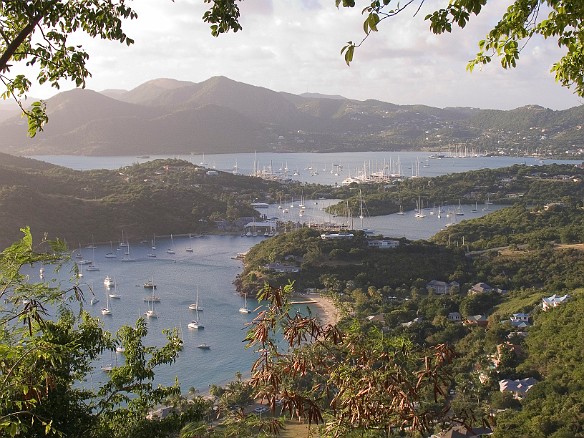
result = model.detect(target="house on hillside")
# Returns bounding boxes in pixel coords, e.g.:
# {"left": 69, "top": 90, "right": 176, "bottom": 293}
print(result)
{"left": 367, "top": 239, "right": 400, "bottom": 249}
{"left": 426, "top": 280, "right": 460, "bottom": 295}
{"left": 320, "top": 232, "right": 354, "bottom": 240}
{"left": 366, "top": 314, "right": 385, "bottom": 323}
{"left": 464, "top": 315, "right": 489, "bottom": 327}
{"left": 401, "top": 317, "right": 423, "bottom": 328}
{"left": 448, "top": 312, "right": 462, "bottom": 322}
{"left": 542, "top": 293, "right": 570, "bottom": 311}
{"left": 499, "top": 377, "right": 538, "bottom": 399}
{"left": 469, "top": 283, "right": 494, "bottom": 295}
{"left": 263, "top": 263, "right": 300, "bottom": 273}
{"left": 510, "top": 313, "right": 530, "bottom": 327}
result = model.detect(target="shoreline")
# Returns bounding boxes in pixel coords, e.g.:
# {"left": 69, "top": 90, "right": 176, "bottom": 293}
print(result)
{"left": 293, "top": 292, "right": 339, "bottom": 326}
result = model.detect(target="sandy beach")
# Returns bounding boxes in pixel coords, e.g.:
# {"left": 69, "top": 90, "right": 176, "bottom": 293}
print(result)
{"left": 292, "top": 293, "right": 339, "bottom": 326}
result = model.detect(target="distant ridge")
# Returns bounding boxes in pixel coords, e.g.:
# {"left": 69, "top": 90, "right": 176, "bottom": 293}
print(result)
{"left": 0, "top": 76, "right": 582, "bottom": 156}
{"left": 300, "top": 92, "right": 346, "bottom": 100}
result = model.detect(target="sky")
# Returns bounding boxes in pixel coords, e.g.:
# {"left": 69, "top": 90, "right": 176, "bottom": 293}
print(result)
{"left": 22, "top": 0, "right": 584, "bottom": 110}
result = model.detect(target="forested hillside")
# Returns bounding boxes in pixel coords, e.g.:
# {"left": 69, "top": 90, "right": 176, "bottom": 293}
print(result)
{"left": 0, "top": 155, "right": 286, "bottom": 249}
{"left": 238, "top": 196, "right": 584, "bottom": 436}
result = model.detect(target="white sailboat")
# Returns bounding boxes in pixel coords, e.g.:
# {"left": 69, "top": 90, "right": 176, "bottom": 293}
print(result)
{"left": 186, "top": 234, "right": 194, "bottom": 252}
{"left": 86, "top": 247, "right": 99, "bottom": 271}
{"left": 101, "top": 351, "right": 117, "bottom": 372}
{"left": 299, "top": 191, "right": 306, "bottom": 210}
{"left": 187, "top": 308, "right": 204, "bottom": 329}
{"left": 143, "top": 277, "right": 157, "bottom": 289}
{"left": 239, "top": 293, "right": 251, "bottom": 314}
{"left": 167, "top": 234, "right": 175, "bottom": 254}
{"left": 105, "top": 241, "right": 117, "bottom": 258}
{"left": 121, "top": 241, "right": 136, "bottom": 262}
{"left": 415, "top": 196, "right": 426, "bottom": 218}
{"left": 144, "top": 291, "right": 158, "bottom": 318}
{"left": 101, "top": 293, "right": 112, "bottom": 315}
{"left": 188, "top": 288, "right": 203, "bottom": 311}
{"left": 148, "top": 234, "right": 157, "bottom": 257}
{"left": 455, "top": 200, "right": 465, "bottom": 216}
{"left": 108, "top": 281, "right": 121, "bottom": 299}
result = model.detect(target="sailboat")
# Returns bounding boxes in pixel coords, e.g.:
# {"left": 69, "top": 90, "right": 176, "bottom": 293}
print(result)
{"left": 239, "top": 293, "right": 251, "bottom": 314}
{"left": 101, "top": 352, "right": 116, "bottom": 372}
{"left": 144, "top": 291, "right": 158, "bottom": 318}
{"left": 471, "top": 201, "right": 478, "bottom": 213}
{"left": 188, "top": 288, "right": 203, "bottom": 311}
{"left": 455, "top": 200, "right": 465, "bottom": 216}
{"left": 397, "top": 203, "right": 405, "bottom": 215}
{"left": 121, "top": 241, "right": 135, "bottom": 262}
{"left": 167, "top": 234, "right": 175, "bottom": 254}
{"left": 186, "top": 234, "right": 194, "bottom": 252}
{"left": 143, "top": 277, "right": 157, "bottom": 289}
{"left": 483, "top": 194, "right": 493, "bottom": 211}
{"left": 108, "top": 281, "right": 121, "bottom": 299}
{"left": 188, "top": 308, "right": 204, "bottom": 329}
{"left": 101, "top": 292, "right": 112, "bottom": 315}
{"left": 119, "top": 230, "right": 128, "bottom": 248}
{"left": 148, "top": 234, "right": 157, "bottom": 258}
{"left": 86, "top": 247, "right": 100, "bottom": 271}
{"left": 299, "top": 191, "right": 306, "bottom": 210}
{"left": 105, "top": 241, "right": 117, "bottom": 258}
{"left": 415, "top": 196, "right": 426, "bottom": 218}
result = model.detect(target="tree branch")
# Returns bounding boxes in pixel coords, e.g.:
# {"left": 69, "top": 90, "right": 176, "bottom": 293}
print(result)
{"left": 0, "top": 13, "right": 44, "bottom": 73}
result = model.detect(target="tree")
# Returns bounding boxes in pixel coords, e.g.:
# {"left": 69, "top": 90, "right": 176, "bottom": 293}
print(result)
{"left": 243, "top": 283, "right": 475, "bottom": 436}
{"left": 0, "top": 228, "right": 186, "bottom": 436}
{"left": 204, "top": 0, "right": 584, "bottom": 97}
{"left": 0, "top": 1, "right": 137, "bottom": 136}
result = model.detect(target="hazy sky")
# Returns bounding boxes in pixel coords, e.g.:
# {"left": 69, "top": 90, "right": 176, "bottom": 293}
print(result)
{"left": 25, "top": 0, "right": 584, "bottom": 110}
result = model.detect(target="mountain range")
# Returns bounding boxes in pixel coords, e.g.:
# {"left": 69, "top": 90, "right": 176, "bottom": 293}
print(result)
{"left": 1, "top": 76, "right": 583, "bottom": 156}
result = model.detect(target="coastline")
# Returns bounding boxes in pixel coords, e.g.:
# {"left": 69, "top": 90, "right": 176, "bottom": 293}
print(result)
{"left": 292, "top": 293, "right": 339, "bottom": 326}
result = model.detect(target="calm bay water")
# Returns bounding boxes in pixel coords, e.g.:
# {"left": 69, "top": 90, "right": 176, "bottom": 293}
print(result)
{"left": 25, "top": 235, "right": 260, "bottom": 393}
{"left": 23, "top": 151, "right": 572, "bottom": 393}
{"left": 29, "top": 151, "right": 577, "bottom": 186}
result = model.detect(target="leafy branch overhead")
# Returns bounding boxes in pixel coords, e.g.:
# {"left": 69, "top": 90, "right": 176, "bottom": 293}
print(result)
{"left": 0, "top": 1, "right": 137, "bottom": 136}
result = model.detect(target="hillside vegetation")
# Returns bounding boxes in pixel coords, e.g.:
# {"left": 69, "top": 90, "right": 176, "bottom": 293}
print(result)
{"left": 1, "top": 77, "right": 583, "bottom": 157}
{"left": 0, "top": 154, "right": 288, "bottom": 249}
{"left": 237, "top": 187, "right": 584, "bottom": 435}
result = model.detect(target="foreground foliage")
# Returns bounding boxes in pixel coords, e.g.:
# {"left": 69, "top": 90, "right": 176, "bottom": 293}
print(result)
{"left": 0, "top": 1, "right": 137, "bottom": 135}
{"left": 243, "top": 283, "right": 469, "bottom": 436}
{"left": 0, "top": 228, "right": 197, "bottom": 437}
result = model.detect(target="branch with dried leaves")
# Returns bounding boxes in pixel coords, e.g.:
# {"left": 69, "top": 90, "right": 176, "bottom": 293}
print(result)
{"left": 244, "top": 282, "right": 468, "bottom": 436}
